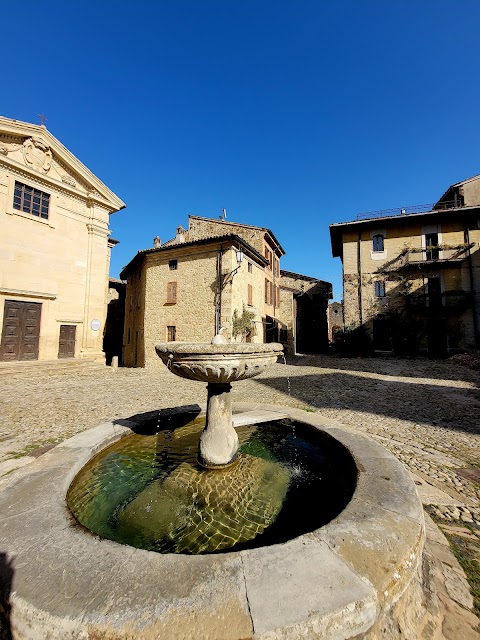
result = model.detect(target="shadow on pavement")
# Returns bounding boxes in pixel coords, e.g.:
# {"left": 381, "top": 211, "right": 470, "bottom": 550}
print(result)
{"left": 254, "top": 369, "right": 479, "bottom": 436}
{"left": 285, "top": 353, "right": 479, "bottom": 385}
{"left": 0, "top": 552, "right": 14, "bottom": 640}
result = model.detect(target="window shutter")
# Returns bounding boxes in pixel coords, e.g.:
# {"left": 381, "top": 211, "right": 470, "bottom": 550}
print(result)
{"left": 167, "top": 281, "right": 177, "bottom": 303}
{"left": 265, "top": 279, "right": 269, "bottom": 303}
{"left": 248, "top": 284, "right": 253, "bottom": 306}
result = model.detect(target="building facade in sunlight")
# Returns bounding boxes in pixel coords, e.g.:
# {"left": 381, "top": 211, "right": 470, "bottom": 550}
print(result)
{"left": 330, "top": 176, "right": 480, "bottom": 356}
{"left": 120, "top": 216, "right": 331, "bottom": 367}
{"left": 0, "top": 116, "right": 125, "bottom": 362}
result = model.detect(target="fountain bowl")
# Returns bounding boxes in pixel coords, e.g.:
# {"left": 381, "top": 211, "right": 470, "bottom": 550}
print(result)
{"left": 155, "top": 342, "right": 283, "bottom": 383}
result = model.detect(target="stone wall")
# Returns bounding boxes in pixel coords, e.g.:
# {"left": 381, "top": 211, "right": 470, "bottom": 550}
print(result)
{"left": 188, "top": 216, "right": 267, "bottom": 255}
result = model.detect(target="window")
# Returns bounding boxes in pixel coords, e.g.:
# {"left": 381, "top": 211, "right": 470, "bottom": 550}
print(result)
{"left": 166, "top": 281, "right": 177, "bottom": 304}
{"left": 372, "top": 234, "right": 384, "bottom": 252}
{"left": 13, "top": 181, "right": 50, "bottom": 219}
{"left": 248, "top": 262, "right": 252, "bottom": 273}
{"left": 248, "top": 284, "right": 253, "bottom": 306}
{"left": 264, "top": 246, "right": 272, "bottom": 270}
{"left": 265, "top": 279, "right": 270, "bottom": 304}
{"left": 167, "top": 326, "right": 176, "bottom": 341}
{"left": 425, "top": 233, "right": 439, "bottom": 261}
{"left": 169, "top": 260, "right": 178, "bottom": 270}
{"left": 374, "top": 281, "right": 386, "bottom": 298}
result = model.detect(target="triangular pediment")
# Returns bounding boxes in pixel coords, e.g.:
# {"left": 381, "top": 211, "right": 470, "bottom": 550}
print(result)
{"left": 0, "top": 116, "right": 125, "bottom": 212}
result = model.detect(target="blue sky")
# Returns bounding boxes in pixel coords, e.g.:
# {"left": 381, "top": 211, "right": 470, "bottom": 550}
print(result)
{"left": 2, "top": 1, "right": 479, "bottom": 299}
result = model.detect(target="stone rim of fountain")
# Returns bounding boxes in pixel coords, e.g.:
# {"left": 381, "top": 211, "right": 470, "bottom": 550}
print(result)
{"left": 0, "top": 403, "right": 425, "bottom": 640}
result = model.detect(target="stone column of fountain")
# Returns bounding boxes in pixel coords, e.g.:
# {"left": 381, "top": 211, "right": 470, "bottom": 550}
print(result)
{"left": 155, "top": 335, "right": 283, "bottom": 468}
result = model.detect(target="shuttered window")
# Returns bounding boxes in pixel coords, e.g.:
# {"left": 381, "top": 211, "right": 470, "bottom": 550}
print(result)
{"left": 166, "top": 281, "right": 177, "bottom": 304}
{"left": 167, "top": 326, "right": 176, "bottom": 341}
{"left": 248, "top": 284, "right": 253, "bottom": 306}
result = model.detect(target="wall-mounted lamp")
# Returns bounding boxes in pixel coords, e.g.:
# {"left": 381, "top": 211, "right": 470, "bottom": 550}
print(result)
{"left": 235, "top": 249, "right": 244, "bottom": 265}
{"left": 222, "top": 248, "right": 244, "bottom": 288}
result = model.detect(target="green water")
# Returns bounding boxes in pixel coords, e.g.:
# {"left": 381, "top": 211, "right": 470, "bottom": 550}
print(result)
{"left": 67, "top": 418, "right": 356, "bottom": 554}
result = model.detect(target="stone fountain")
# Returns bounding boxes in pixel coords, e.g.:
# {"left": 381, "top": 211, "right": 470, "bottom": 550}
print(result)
{"left": 155, "top": 337, "right": 283, "bottom": 469}
{"left": 0, "top": 336, "right": 427, "bottom": 639}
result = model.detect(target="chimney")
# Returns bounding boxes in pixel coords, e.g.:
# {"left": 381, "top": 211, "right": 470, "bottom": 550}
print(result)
{"left": 153, "top": 236, "right": 161, "bottom": 249}
{"left": 176, "top": 225, "right": 186, "bottom": 243}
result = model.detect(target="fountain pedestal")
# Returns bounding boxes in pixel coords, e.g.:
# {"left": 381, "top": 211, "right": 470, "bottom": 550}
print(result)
{"left": 199, "top": 382, "right": 238, "bottom": 468}
{"left": 155, "top": 340, "right": 283, "bottom": 469}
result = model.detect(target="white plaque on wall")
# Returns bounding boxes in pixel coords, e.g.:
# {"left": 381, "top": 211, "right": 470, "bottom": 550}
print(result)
{"left": 91, "top": 319, "right": 101, "bottom": 331}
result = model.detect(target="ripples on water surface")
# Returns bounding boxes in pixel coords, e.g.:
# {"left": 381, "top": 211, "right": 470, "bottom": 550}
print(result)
{"left": 67, "top": 418, "right": 356, "bottom": 554}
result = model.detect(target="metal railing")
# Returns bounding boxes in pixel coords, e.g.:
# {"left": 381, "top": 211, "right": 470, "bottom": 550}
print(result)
{"left": 406, "top": 291, "right": 473, "bottom": 310}
{"left": 402, "top": 244, "right": 473, "bottom": 265}
{"left": 356, "top": 200, "right": 465, "bottom": 221}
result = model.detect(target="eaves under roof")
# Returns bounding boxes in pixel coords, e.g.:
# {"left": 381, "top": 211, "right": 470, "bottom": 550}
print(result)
{"left": 120, "top": 234, "right": 268, "bottom": 279}
{"left": 329, "top": 204, "right": 480, "bottom": 258}
{"left": 280, "top": 269, "right": 328, "bottom": 285}
{"left": 189, "top": 215, "right": 286, "bottom": 256}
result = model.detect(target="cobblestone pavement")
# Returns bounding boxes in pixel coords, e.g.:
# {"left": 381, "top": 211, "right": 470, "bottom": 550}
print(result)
{"left": 0, "top": 354, "right": 479, "bottom": 636}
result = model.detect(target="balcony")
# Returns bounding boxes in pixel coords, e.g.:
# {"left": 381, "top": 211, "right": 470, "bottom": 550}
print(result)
{"left": 393, "top": 244, "right": 474, "bottom": 270}
{"left": 405, "top": 291, "right": 473, "bottom": 313}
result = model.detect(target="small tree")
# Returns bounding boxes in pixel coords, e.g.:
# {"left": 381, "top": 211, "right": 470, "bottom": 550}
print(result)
{"left": 232, "top": 305, "right": 256, "bottom": 342}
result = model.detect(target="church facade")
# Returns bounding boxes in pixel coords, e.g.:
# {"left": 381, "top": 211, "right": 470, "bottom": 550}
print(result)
{"left": 0, "top": 116, "right": 125, "bottom": 362}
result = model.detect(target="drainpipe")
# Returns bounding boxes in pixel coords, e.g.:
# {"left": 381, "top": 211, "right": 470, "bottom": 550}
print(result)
{"left": 357, "top": 231, "right": 363, "bottom": 325}
{"left": 465, "top": 227, "right": 479, "bottom": 347}
{"left": 215, "top": 246, "right": 223, "bottom": 334}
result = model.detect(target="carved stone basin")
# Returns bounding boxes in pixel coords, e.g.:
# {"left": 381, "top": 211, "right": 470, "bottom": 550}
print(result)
{"left": 155, "top": 342, "right": 283, "bottom": 383}
{"left": 155, "top": 342, "right": 283, "bottom": 469}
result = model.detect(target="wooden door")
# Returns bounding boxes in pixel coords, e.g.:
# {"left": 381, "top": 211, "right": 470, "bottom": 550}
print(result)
{"left": 58, "top": 325, "right": 76, "bottom": 358}
{"left": 0, "top": 300, "right": 42, "bottom": 361}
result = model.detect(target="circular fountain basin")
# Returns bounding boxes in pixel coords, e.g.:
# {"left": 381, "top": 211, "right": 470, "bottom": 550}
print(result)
{"left": 155, "top": 342, "right": 283, "bottom": 382}
{"left": 0, "top": 404, "right": 425, "bottom": 640}
{"left": 67, "top": 418, "right": 357, "bottom": 555}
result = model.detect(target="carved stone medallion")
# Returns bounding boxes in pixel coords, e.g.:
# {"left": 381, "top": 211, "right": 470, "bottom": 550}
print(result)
{"left": 0, "top": 143, "right": 7, "bottom": 156}
{"left": 61, "top": 174, "right": 76, "bottom": 187}
{"left": 23, "top": 136, "right": 52, "bottom": 173}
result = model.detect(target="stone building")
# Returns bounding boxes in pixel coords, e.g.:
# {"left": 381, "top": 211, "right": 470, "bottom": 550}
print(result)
{"left": 330, "top": 176, "right": 480, "bottom": 355}
{"left": 327, "top": 301, "right": 344, "bottom": 342}
{"left": 278, "top": 271, "right": 332, "bottom": 354}
{"left": 0, "top": 116, "right": 125, "bottom": 362}
{"left": 120, "top": 215, "right": 332, "bottom": 367}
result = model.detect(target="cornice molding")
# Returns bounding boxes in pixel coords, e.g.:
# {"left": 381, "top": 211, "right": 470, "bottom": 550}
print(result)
{"left": 0, "top": 287, "right": 57, "bottom": 300}
{"left": 0, "top": 159, "right": 96, "bottom": 207}
{"left": 87, "top": 222, "right": 109, "bottom": 238}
